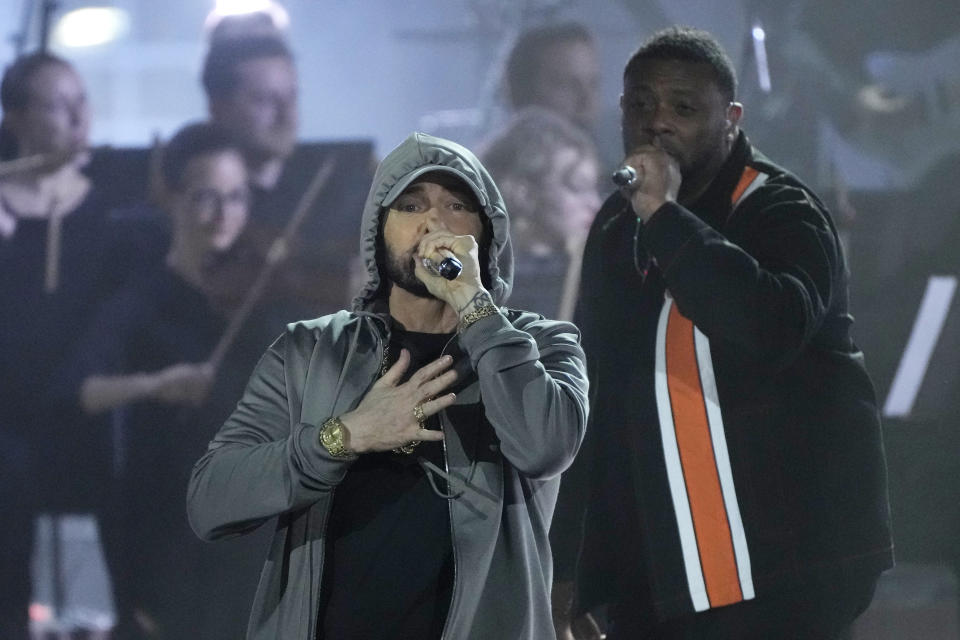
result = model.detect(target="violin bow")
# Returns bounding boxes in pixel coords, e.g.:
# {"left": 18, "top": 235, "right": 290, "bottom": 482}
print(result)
{"left": 206, "top": 156, "right": 337, "bottom": 373}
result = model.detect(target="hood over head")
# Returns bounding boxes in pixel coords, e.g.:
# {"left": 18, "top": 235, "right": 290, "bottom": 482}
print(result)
{"left": 352, "top": 132, "right": 513, "bottom": 312}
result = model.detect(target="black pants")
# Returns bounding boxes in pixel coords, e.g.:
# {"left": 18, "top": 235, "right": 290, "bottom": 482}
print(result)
{"left": 608, "top": 568, "right": 878, "bottom": 640}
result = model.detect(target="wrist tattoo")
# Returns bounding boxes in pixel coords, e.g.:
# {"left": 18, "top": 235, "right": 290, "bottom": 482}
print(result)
{"left": 458, "top": 290, "right": 495, "bottom": 314}
{"left": 458, "top": 291, "right": 500, "bottom": 331}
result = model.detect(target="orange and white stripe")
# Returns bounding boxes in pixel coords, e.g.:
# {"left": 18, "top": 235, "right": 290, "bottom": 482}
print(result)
{"left": 654, "top": 297, "right": 754, "bottom": 611}
{"left": 652, "top": 165, "right": 766, "bottom": 611}
{"left": 730, "top": 166, "right": 768, "bottom": 210}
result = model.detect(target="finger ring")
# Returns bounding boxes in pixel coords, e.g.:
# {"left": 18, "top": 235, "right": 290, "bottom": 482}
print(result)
{"left": 394, "top": 404, "right": 427, "bottom": 455}
{"left": 394, "top": 440, "right": 421, "bottom": 455}
{"left": 413, "top": 402, "right": 426, "bottom": 425}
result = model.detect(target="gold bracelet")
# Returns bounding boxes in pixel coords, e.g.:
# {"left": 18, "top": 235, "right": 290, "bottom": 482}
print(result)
{"left": 458, "top": 304, "right": 500, "bottom": 331}
{"left": 319, "top": 416, "right": 355, "bottom": 459}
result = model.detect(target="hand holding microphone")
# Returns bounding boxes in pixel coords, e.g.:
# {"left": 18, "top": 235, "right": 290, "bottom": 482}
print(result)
{"left": 613, "top": 145, "right": 682, "bottom": 223}
{"left": 415, "top": 230, "right": 484, "bottom": 307}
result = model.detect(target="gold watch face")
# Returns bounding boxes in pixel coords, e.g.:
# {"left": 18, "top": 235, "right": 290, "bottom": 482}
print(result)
{"left": 321, "top": 424, "right": 341, "bottom": 448}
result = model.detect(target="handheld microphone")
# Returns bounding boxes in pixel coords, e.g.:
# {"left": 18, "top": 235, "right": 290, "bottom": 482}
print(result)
{"left": 422, "top": 256, "right": 463, "bottom": 280}
{"left": 437, "top": 256, "right": 462, "bottom": 280}
{"left": 611, "top": 165, "right": 637, "bottom": 187}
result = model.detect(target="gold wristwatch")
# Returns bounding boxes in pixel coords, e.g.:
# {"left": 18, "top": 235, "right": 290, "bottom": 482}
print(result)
{"left": 319, "top": 416, "right": 353, "bottom": 459}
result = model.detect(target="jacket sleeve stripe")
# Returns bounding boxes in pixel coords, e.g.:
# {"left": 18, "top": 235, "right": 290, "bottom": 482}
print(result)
{"left": 664, "top": 301, "right": 743, "bottom": 609}
{"left": 646, "top": 164, "right": 764, "bottom": 612}
{"left": 693, "top": 324, "right": 755, "bottom": 603}
{"left": 655, "top": 296, "right": 756, "bottom": 612}
{"left": 654, "top": 298, "right": 711, "bottom": 612}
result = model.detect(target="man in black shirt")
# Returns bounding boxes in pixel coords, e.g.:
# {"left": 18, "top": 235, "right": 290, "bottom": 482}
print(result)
{"left": 555, "top": 27, "right": 892, "bottom": 639}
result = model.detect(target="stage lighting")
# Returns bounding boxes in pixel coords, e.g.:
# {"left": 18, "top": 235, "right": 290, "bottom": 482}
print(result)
{"left": 751, "top": 24, "right": 771, "bottom": 93}
{"left": 207, "top": 0, "right": 290, "bottom": 28}
{"left": 52, "top": 7, "right": 130, "bottom": 48}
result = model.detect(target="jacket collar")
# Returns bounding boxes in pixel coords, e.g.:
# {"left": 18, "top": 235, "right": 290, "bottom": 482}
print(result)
{"left": 687, "top": 131, "right": 751, "bottom": 230}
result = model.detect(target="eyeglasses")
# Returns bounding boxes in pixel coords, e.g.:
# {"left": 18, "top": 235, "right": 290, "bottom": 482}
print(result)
{"left": 187, "top": 187, "right": 250, "bottom": 213}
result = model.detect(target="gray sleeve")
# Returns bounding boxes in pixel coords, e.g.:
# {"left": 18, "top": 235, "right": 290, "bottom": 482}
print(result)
{"left": 186, "top": 333, "right": 352, "bottom": 541}
{"left": 457, "top": 312, "right": 589, "bottom": 480}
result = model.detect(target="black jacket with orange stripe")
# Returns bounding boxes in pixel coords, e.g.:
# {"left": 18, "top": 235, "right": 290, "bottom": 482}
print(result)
{"left": 561, "top": 132, "right": 894, "bottom": 620}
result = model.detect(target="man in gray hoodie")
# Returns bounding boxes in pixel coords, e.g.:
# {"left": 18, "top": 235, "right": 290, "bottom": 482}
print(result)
{"left": 187, "top": 132, "right": 589, "bottom": 639}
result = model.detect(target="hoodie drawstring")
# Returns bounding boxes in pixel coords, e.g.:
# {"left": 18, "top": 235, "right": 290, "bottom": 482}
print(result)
{"left": 417, "top": 457, "right": 485, "bottom": 501}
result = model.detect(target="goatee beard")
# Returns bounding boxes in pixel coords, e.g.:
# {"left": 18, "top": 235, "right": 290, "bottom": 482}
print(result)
{"left": 386, "top": 247, "right": 435, "bottom": 299}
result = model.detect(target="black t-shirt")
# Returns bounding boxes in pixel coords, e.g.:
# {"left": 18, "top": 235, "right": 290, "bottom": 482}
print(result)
{"left": 317, "top": 324, "right": 464, "bottom": 640}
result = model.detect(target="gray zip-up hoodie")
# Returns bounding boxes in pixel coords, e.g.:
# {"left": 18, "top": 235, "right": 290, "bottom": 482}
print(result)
{"left": 187, "top": 133, "right": 589, "bottom": 639}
